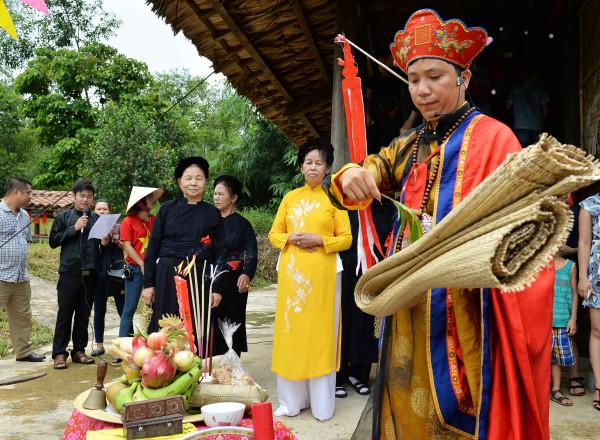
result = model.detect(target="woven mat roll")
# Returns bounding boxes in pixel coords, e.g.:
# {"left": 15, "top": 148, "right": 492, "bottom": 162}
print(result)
{"left": 355, "top": 134, "right": 600, "bottom": 317}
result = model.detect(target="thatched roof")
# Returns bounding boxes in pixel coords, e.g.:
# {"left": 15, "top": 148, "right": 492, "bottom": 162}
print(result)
{"left": 147, "top": 0, "right": 339, "bottom": 145}
{"left": 145, "top": 1, "right": 518, "bottom": 145}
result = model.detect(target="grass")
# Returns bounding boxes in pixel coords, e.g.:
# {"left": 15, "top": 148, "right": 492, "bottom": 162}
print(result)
{"left": 240, "top": 207, "right": 277, "bottom": 288}
{"left": 26, "top": 209, "right": 279, "bottom": 289}
{"left": 0, "top": 310, "right": 54, "bottom": 357}
{"left": 28, "top": 242, "right": 60, "bottom": 282}
{"left": 240, "top": 206, "right": 275, "bottom": 235}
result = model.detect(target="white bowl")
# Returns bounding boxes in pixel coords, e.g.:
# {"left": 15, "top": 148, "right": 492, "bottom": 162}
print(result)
{"left": 201, "top": 402, "right": 245, "bottom": 428}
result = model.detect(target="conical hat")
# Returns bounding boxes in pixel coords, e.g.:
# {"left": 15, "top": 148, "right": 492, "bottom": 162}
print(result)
{"left": 126, "top": 186, "right": 164, "bottom": 214}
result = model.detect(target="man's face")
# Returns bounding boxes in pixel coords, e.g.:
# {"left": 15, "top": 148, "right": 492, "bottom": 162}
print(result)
{"left": 407, "top": 58, "right": 468, "bottom": 122}
{"left": 17, "top": 184, "right": 32, "bottom": 208}
{"left": 74, "top": 190, "right": 94, "bottom": 212}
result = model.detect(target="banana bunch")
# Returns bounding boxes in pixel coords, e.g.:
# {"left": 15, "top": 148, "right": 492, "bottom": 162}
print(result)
{"left": 108, "top": 358, "right": 201, "bottom": 413}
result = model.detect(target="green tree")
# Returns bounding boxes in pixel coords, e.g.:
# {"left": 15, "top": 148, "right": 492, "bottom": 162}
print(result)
{"left": 82, "top": 94, "right": 197, "bottom": 211}
{"left": 0, "top": 82, "right": 37, "bottom": 184}
{"left": 14, "top": 43, "right": 152, "bottom": 188}
{"left": 0, "top": 0, "right": 120, "bottom": 70}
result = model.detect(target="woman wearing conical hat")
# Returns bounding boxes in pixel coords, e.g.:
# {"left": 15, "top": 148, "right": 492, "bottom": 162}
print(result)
{"left": 118, "top": 186, "right": 163, "bottom": 339}
{"left": 327, "top": 9, "right": 553, "bottom": 440}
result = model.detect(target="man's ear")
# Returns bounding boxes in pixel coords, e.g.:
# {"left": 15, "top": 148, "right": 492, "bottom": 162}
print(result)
{"left": 461, "top": 69, "right": 472, "bottom": 89}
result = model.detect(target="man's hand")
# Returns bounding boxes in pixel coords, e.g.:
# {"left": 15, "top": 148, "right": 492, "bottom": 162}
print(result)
{"left": 74, "top": 215, "right": 88, "bottom": 231}
{"left": 337, "top": 167, "right": 381, "bottom": 202}
{"left": 211, "top": 292, "right": 222, "bottom": 308}
{"left": 142, "top": 287, "right": 155, "bottom": 305}
{"left": 567, "top": 318, "right": 577, "bottom": 336}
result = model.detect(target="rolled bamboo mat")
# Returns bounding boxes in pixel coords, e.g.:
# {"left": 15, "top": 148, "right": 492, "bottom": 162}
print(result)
{"left": 355, "top": 134, "right": 600, "bottom": 317}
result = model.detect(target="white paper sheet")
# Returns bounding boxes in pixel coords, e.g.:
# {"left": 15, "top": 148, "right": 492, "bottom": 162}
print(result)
{"left": 88, "top": 214, "right": 121, "bottom": 240}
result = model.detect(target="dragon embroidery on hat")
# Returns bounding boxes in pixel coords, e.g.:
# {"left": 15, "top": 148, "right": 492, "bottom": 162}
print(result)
{"left": 390, "top": 9, "right": 490, "bottom": 73}
{"left": 394, "top": 34, "right": 412, "bottom": 65}
{"left": 433, "top": 29, "right": 473, "bottom": 54}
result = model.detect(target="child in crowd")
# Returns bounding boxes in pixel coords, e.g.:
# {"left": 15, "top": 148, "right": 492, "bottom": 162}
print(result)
{"left": 551, "top": 251, "right": 579, "bottom": 406}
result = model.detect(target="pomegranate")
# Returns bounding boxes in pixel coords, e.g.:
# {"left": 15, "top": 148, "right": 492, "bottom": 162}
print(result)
{"left": 132, "top": 335, "right": 147, "bottom": 355}
{"left": 146, "top": 332, "right": 169, "bottom": 350}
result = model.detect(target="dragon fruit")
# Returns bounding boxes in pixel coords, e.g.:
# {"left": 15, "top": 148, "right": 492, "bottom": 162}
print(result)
{"left": 141, "top": 349, "right": 177, "bottom": 388}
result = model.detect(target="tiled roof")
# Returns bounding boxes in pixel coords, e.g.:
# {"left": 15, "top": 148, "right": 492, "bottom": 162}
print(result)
{"left": 28, "top": 190, "right": 74, "bottom": 211}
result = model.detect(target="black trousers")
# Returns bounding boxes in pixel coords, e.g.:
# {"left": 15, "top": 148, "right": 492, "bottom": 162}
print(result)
{"left": 52, "top": 271, "right": 98, "bottom": 358}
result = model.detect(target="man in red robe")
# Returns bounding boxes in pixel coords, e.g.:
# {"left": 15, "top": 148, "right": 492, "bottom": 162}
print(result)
{"left": 326, "top": 9, "right": 552, "bottom": 439}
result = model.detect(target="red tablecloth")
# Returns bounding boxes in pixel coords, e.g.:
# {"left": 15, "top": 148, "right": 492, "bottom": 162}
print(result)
{"left": 61, "top": 409, "right": 297, "bottom": 440}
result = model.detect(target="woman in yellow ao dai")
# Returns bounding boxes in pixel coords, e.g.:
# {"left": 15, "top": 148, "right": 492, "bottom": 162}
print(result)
{"left": 268, "top": 139, "right": 352, "bottom": 421}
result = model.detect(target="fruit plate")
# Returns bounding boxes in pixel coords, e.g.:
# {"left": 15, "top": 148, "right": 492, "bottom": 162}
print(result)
{"left": 73, "top": 388, "right": 204, "bottom": 425}
{"left": 180, "top": 426, "right": 254, "bottom": 439}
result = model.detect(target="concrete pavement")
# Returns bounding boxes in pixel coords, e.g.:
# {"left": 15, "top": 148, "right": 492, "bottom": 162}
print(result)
{"left": 0, "top": 277, "right": 599, "bottom": 439}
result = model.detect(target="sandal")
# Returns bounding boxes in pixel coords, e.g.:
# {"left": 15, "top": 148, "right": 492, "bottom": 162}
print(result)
{"left": 53, "top": 354, "right": 68, "bottom": 370}
{"left": 335, "top": 386, "right": 348, "bottom": 398}
{"left": 91, "top": 347, "right": 105, "bottom": 357}
{"left": 569, "top": 377, "right": 586, "bottom": 396}
{"left": 594, "top": 388, "right": 600, "bottom": 411}
{"left": 551, "top": 389, "right": 573, "bottom": 406}
{"left": 71, "top": 351, "right": 95, "bottom": 365}
{"left": 351, "top": 381, "right": 371, "bottom": 396}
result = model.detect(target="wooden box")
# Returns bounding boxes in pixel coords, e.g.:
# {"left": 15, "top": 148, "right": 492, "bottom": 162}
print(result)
{"left": 122, "top": 396, "right": 184, "bottom": 439}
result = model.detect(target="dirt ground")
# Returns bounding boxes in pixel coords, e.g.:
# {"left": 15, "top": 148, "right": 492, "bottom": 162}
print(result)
{"left": 1, "top": 281, "right": 599, "bottom": 439}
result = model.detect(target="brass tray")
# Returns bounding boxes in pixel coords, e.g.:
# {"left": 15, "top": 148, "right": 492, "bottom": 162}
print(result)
{"left": 73, "top": 388, "right": 204, "bottom": 425}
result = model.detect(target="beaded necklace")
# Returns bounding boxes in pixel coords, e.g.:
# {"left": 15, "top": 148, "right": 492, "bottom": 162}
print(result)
{"left": 409, "top": 106, "right": 476, "bottom": 212}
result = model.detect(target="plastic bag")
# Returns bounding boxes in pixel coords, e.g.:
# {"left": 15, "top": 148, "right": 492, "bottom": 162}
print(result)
{"left": 212, "top": 319, "right": 255, "bottom": 385}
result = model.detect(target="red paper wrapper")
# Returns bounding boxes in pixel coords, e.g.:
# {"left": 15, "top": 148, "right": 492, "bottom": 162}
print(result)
{"left": 174, "top": 275, "right": 196, "bottom": 354}
{"left": 251, "top": 402, "right": 275, "bottom": 439}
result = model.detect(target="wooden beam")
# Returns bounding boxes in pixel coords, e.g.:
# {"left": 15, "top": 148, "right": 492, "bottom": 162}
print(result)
{"left": 252, "top": 20, "right": 298, "bottom": 45}
{"left": 183, "top": 0, "right": 252, "bottom": 76}
{"left": 286, "top": 87, "right": 330, "bottom": 116}
{"left": 288, "top": 0, "right": 330, "bottom": 86}
{"left": 208, "top": 0, "right": 294, "bottom": 102}
{"left": 299, "top": 114, "right": 321, "bottom": 138}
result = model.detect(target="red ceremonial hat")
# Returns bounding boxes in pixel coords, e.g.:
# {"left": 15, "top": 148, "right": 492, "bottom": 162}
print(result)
{"left": 390, "top": 9, "right": 491, "bottom": 73}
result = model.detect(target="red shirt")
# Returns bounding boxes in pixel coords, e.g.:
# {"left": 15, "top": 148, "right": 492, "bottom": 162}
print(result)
{"left": 120, "top": 215, "right": 155, "bottom": 265}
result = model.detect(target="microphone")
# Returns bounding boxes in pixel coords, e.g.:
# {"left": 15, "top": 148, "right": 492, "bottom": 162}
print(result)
{"left": 80, "top": 208, "right": 91, "bottom": 234}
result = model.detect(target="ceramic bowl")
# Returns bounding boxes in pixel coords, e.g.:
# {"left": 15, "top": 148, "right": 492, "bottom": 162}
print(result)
{"left": 201, "top": 402, "right": 245, "bottom": 428}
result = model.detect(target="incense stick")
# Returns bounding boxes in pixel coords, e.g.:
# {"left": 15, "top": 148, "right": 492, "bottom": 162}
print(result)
{"left": 335, "top": 34, "right": 409, "bottom": 85}
{"left": 199, "top": 260, "right": 206, "bottom": 362}
{"left": 208, "top": 322, "right": 215, "bottom": 375}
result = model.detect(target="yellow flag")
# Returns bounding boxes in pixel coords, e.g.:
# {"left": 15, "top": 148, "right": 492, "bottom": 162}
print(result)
{"left": 0, "top": 0, "right": 18, "bottom": 40}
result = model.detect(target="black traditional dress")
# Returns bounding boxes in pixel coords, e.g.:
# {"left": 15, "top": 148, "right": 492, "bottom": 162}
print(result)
{"left": 144, "top": 197, "right": 227, "bottom": 356}
{"left": 215, "top": 212, "right": 258, "bottom": 355}
{"left": 337, "top": 211, "right": 380, "bottom": 385}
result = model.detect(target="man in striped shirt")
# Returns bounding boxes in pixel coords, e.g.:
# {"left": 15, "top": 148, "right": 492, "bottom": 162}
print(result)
{"left": 0, "top": 177, "right": 45, "bottom": 362}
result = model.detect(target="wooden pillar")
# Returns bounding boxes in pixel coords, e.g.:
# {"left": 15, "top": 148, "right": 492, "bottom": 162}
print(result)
{"left": 331, "top": 0, "right": 365, "bottom": 172}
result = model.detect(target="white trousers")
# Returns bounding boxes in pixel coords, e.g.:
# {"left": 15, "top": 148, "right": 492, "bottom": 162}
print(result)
{"left": 276, "top": 372, "right": 337, "bottom": 420}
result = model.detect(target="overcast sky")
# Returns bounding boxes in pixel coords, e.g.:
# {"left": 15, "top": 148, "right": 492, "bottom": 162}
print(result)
{"left": 102, "top": 0, "right": 221, "bottom": 80}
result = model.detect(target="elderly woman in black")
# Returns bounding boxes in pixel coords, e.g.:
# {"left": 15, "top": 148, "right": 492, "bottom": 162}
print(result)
{"left": 213, "top": 175, "right": 258, "bottom": 356}
{"left": 142, "top": 157, "right": 224, "bottom": 350}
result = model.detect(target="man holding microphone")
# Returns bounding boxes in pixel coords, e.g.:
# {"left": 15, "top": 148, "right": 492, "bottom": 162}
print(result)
{"left": 50, "top": 180, "right": 106, "bottom": 369}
